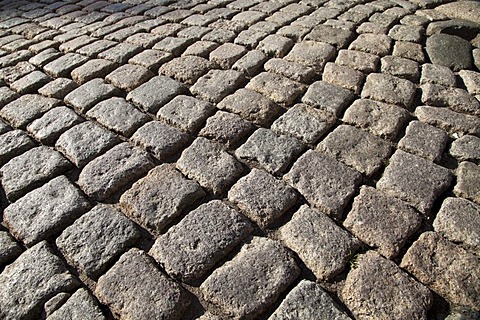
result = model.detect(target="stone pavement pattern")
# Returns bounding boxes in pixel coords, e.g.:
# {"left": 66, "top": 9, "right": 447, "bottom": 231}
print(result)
{"left": 0, "top": 0, "right": 479, "bottom": 319}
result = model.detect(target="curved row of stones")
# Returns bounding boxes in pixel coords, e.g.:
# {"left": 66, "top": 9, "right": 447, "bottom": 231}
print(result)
{"left": 0, "top": 0, "right": 479, "bottom": 319}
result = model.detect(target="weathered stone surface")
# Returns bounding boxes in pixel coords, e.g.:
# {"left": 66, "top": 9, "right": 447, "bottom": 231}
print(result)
{"left": 0, "top": 86, "right": 19, "bottom": 108}
{"left": 302, "top": 81, "right": 354, "bottom": 116}
{"left": 269, "top": 280, "right": 351, "bottom": 320}
{"left": 191, "top": 69, "right": 246, "bottom": 103}
{"left": 401, "top": 232, "right": 480, "bottom": 310}
{"left": 322, "top": 62, "right": 365, "bottom": 94}
{"left": 10, "top": 70, "right": 51, "bottom": 94}
{"left": 200, "top": 237, "right": 300, "bottom": 319}
{"left": 0, "top": 94, "right": 59, "bottom": 129}
{"left": 97, "top": 42, "right": 142, "bottom": 64}
{"left": 38, "top": 78, "right": 77, "bottom": 99}
{"left": 71, "top": 59, "right": 116, "bottom": 84}
{"left": 342, "top": 251, "right": 432, "bottom": 320}
{"left": 318, "top": 125, "right": 392, "bottom": 176}
{"left": 272, "top": 103, "right": 335, "bottom": 144}
{"left": 0, "top": 230, "right": 22, "bottom": 265}
{"left": 126, "top": 75, "right": 186, "bottom": 113}
{"left": 454, "top": 161, "right": 480, "bottom": 204}
{"left": 95, "top": 248, "right": 191, "bottom": 320}
{"left": 426, "top": 34, "right": 472, "bottom": 71}
{"left": 284, "top": 40, "right": 336, "bottom": 72}
{"left": 335, "top": 49, "right": 379, "bottom": 73}
{"left": 415, "top": 106, "right": 480, "bottom": 136}
{"left": 305, "top": 25, "right": 353, "bottom": 48}
{"left": 0, "top": 129, "right": 35, "bottom": 165}
{"left": 209, "top": 42, "right": 247, "bottom": 68}
{"left": 459, "top": 70, "right": 480, "bottom": 95}
{"left": 159, "top": 56, "right": 216, "bottom": 84}
{"left": 199, "top": 111, "right": 255, "bottom": 147}
{"left": 362, "top": 73, "right": 416, "bottom": 109}
{"left": 177, "top": 137, "right": 243, "bottom": 195}
{"left": 450, "top": 135, "right": 480, "bottom": 162}
{"left": 43, "top": 53, "right": 88, "bottom": 77}
{"left": 0, "top": 241, "right": 78, "bottom": 320}
{"left": 392, "top": 41, "right": 425, "bottom": 63}
{"left": 232, "top": 49, "right": 268, "bottom": 76}
{"left": 57, "top": 204, "right": 140, "bottom": 277}
{"left": 47, "top": 288, "right": 105, "bottom": 320}
{"left": 106, "top": 64, "right": 154, "bottom": 91}
{"left": 150, "top": 200, "right": 252, "bottom": 282}
{"left": 263, "top": 58, "right": 315, "bottom": 83}
{"left": 380, "top": 55, "right": 419, "bottom": 82}
{"left": 284, "top": 150, "right": 362, "bottom": 218}
{"left": 378, "top": 150, "right": 452, "bottom": 214}
{"left": 420, "top": 63, "right": 456, "bottom": 87}
{"left": 246, "top": 72, "right": 306, "bottom": 107}
{"left": 257, "top": 34, "right": 294, "bottom": 57}
{"left": 236, "top": 128, "right": 304, "bottom": 175}
{"left": 434, "top": 197, "right": 480, "bottom": 255}
{"left": 129, "top": 49, "right": 173, "bottom": 71}
{"left": 86, "top": 97, "right": 149, "bottom": 137}
{"left": 344, "top": 186, "right": 422, "bottom": 258}
{"left": 398, "top": 120, "right": 448, "bottom": 162}
{"left": 421, "top": 83, "right": 480, "bottom": 116}
{"left": 120, "top": 164, "right": 205, "bottom": 233}
{"left": 27, "top": 106, "right": 83, "bottom": 144}
{"left": 78, "top": 142, "right": 153, "bottom": 201}
{"left": 217, "top": 88, "right": 282, "bottom": 126}
{"left": 279, "top": 205, "right": 360, "bottom": 279}
{"left": 348, "top": 33, "right": 392, "bottom": 56}
{"left": 435, "top": 1, "right": 480, "bottom": 25}
{"left": 0, "top": 146, "right": 71, "bottom": 202}
{"left": 64, "top": 79, "right": 120, "bottom": 113}
{"left": 56, "top": 121, "right": 119, "bottom": 167}
{"left": 3, "top": 175, "right": 91, "bottom": 246}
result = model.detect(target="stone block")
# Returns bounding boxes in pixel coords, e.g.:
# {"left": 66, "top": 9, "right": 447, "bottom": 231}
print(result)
{"left": 264, "top": 58, "right": 315, "bottom": 83}
{"left": 0, "top": 129, "right": 35, "bottom": 166}
{"left": 421, "top": 83, "right": 480, "bottom": 116}
{"left": 209, "top": 42, "right": 247, "bottom": 68}
{"left": 129, "top": 49, "right": 173, "bottom": 71}
{"left": 246, "top": 72, "right": 306, "bottom": 107}
{"left": 302, "top": 81, "right": 354, "bottom": 116}
{"left": 105, "top": 64, "right": 154, "bottom": 91}
{"left": 454, "top": 161, "right": 480, "bottom": 204}
{"left": 43, "top": 52, "right": 88, "bottom": 77}
{"left": 199, "top": 111, "right": 255, "bottom": 147}
{"left": 305, "top": 25, "right": 354, "bottom": 48}
{"left": 0, "top": 231, "right": 22, "bottom": 265}
{"left": 10, "top": 70, "right": 50, "bottom": 94}
{"left": 38, "top": 78, "right": 77, "bottom": 99}
{"left": 348, "top": 33, "right": 392, "bottom": 56}
{"left": 322, "top": 62, "right": 365, "bottom": 94}
{"left": 420, "top": 63, "right": 456, "bottom": 87}
{"left": 415, "top": 106, "right": 480, "bottom": 136}
{"left": 398, "top": 120, "right": 448, "bottom": 162}
{"left": 71, "top": 59, "right": 116, "bottom": 84}
{"left": 381, "top": 55, "right": 419, "bottom": 82}
{"left": 64, "top": 78, "right": 120, "bottom": 113}
{"left": 48, "top": 288, "right": 105, "bottom": 320}
{"left": 361, "top": 73, "right": 416, "bottom": 109}
{"left": 192, "top": 69, "right": 246, "bottom": 103}
{"left": 0, "top": 94, "right": 59, "bottom": 129}
{"left": 392, "top": 41, "right": 425, "bottom": 63}
{"left": 97, "top": 42, "right": 142, "bottom": 64}
{"left": 257, "top": 34, "right": 294, "bottom": 57}
{"left": 232, "top": 50, "right": 268, "bottom": 76}
{"left": 159, "top": 56, "right": 216, "bottom": 84}
{"left": 284, "top": 40, "right": 336, "bottom": 72}
{"left": 450, "top": 135, "right": 480, "bottom": 162}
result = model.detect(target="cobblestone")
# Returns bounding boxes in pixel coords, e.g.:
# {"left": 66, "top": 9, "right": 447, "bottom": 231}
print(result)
{"left": 349, "top": 33, "right": 392, "bottom": 56}
{"left": 392, "top": 41, "right": 425, "bottom": 63}
{"left": 10, "top": 70, "right": 50, "bottom": 94}
{"left": 284, "top": 40, "right": 336, "bottom": 72}
{"left": 71, "top": 59, "right": 116, "bottom": 84}
{"left": 47, "top": 288, "right": 105, "bottom": 320}
{"left": 302, "top": 80, "right": 354, "bottom": 116}
{"left": 159, "top": 55, "right": 216, "bottom": 84}
{"left": 64, "top": 78, "right": 120, "bottom": 113}
{"left": 231, "top": 49, "right": 267, "bottom": 76}
{"left": 305, "top": 24, "right": 353, "bottom": 48}
{"left": 0, "top": 231, "right": 22, "bottom": 265}
{"left": 322, "top": 62, "right": 365, "bottom": 94}
{"left": 209, "top": 42, "right": 247, "bottom": 69}
{"left": 362, "top": 73, "right": 416, "bottom": 109}
{"left": 246, "top": 72, "right": 306, "bottom": 107}
{"left": 38, "top": 77, "right": 77, "bottom": 99}
{"left": 0, "top": 129, "right": 35, "bottom": 165}
{"left": 380, "top": 55, "right": 419, "bottom": 82}
{"left": 43, "top": 53, "right": 88, "bottom": 78}
{"left": 450, "top": 135, "right": 480, "bottom": 162}
{"left": 0, "top": 94, "right": 60, "bottom": 129}
{"left": 454, "top": 161, "right": 480, "bottom": 204}
{"left": 398, "top": 120, "right": 448, "bottom": 162}
{"left": 191, "top": 69, "right": 246, "bottom": 103}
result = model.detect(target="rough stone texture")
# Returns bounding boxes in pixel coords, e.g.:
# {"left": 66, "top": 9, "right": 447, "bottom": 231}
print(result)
{"left": 257, "top": 34, "right": 294, "bottom": 57}
{"left": 271, "top": 103, "right": 336, "bottom": 144}
{"left": 177, "top": 137, "right": 243, "bottom": 195}
{"left": 268, "top": 280, "right": 351, "bottom": 320}
{"left": 392, "top": 41, "right": 425, "bottom": 63}
{"left": 130, "top": 121, "right": 189, "bottom": 160}
{"left": 279, "top": 205, "right": 360, "bottom": 279}
{"left": 47, "top": 288, "right": 105, "bottom": 320}
{"left": 435, "top": 1, "right": 480, "bottom": 25}
{"left": 64, "top": 79, "right": 120, "bottom": 113}
{"left": 120, "top": 164, "right": 205, "bottom": 233}
{"left": 434, "top": 197, "right": 480, "bottom": 255}
{"left": 362, "top": 73, "right": 416, "bottom": 109}
{"left": 450, "top": 135, "right": 480, "bottom": 162}
{"left": 78, "top": 142, "right": 153, "bottom": 201}
{"left": 381, "top": 55, "right": 419, "bottom": 82}
{"left": 318, "top": 124, "right": 392, "bottom": 177}
{"left": 158, "top": 95, "right": 215, "bottom": 133}
{"left": 200, "top": 237, "right": 300, "bottom": 319}
{"left": 199, "top": 111, "right": 255, "bottom": 147}
{"left": 342, "top": 251, "right": 432, "bottom": 320}
{"left": 209, "top": 42, "right": 247, "bottom": 68}
{"left": 377, "top": 150, "right": 452, "bottom": 214}
{"left": 57, "top": 204, "right": 140, "bottom": 277}
{"left": 97, "top": 42, "right": 142, "bottom": 64}
{"left": 129, "top": 49, "right": 173, "bottom": 71}
{"left": 217, "top": 88, "right": 282, "bottom": 126}
{"left": 322, "top": 62, "right": 365, "bottom": 94}
{"left": 335, "top": 49, "right": 379, "bottom": 73}
{"left": 56, "top": 121, "right": 120, "bottom": 167}
{"left": 38, "top": 78, "right": 77, "bottom": 99}
{"left": 0, "top": 129, "right": 35, "bottom": 165}
{"left": 191, "top": 69, "right": 246, "bottom": 103}
{"left": 86, "top": 97, "right": 149, "bottom": 137}
{"left": 246, "top": 72, "right": 306, "bottom": 107}
{"left": 284, "top": 40, "right": 336, "bottom": 72}
{"left": 105, "top": 64, "right": 154, "bottom": 91}
{"left": 264, "top": 58, "right": 315, "bottom": 83}
{"left": 0, "top": 230, "right": 22, "bottom": 265}
{"left": 454, "top": 161, "right": 480, "bottom": 204}
{"left": 232, "top": 49, "right": 268, "bottom": 76}
{"left": 426, "top": 34, "right": 472, "bottom": 71}
{"left": 284, "top": 150, "right": 362, "bottom": 218}
{"left": 344, "top": 186, "right": 422, "bottom": 259}
{"left": 10, "top": 70, "right": 51, "bottom": 94}
{"left": 420, "top": 63, "right": 456, "bottom": 87}
{"left": 398, "top": 120, "right": 448, "bottom": 162}
{"left": 459, "top": 70, "right": 480, "bottom": 95}
{"left": 348, "top": 33, "right": 392, "bottom": 56}
{"left": 305, "top": 25, "right": 353, "bottom": 48}
{"left": 236, "top": 128, "right": 304, "bottom": 175}
{"left": 229, "top": 168, "right": 298, "bottom": 228}
{"left": 126, "top": 75, "right": 186, "bottom": 113}
{"left": 43, "top": 53, "right": 88, "bottom": 77}
{"left": 150, "top": 200, "right": 252, "bottom": 282}
{"left": 0, "top": 241, "right": 79, "bottom": 319}
{"left": 415, "top": 106, "right": 480, "bottom": 136}
{"left": 302, "top": 81, "right": 354, "bottom": 116}
{"left": 71, "top": 59, "right": 116, "bottom": 84}
{"left": 0, "top": 94, "right": 60, "bottom": 129}
{"left": 3, "top": 175, "right": 91, "bottom": 246}
{"left": 421, "top": 83, "right": 480, "bottom": 117}
{"left": 0, "top": 146, "right": 71, "bottom": 202}
{"left": 401, "top": 232, "right": 480, "bottom": 310}
{"left": 95, "top": 248, "right": 191, "bottom": 320}
{"left": 159, "top": 56, "right": 216, "bottom": 84}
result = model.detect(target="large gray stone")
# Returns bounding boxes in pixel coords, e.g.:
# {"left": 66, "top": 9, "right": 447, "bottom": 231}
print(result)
{"left": 0, "top": 94, "right": 60, "bottom": 129}
{"left": 426, "top": 34, "right": 472, "bottom": 71}
{"left": 279, "top": 205, "right": 360, "bottom": 279}
{"left": 0, "top": 241, "right": 79, "bottom": 320}
{"left": 0, "top": 129, "right": 35, "bottom": 165}
{"left": 415, "top": 106, "right": 480, "bottom": 136}
{"left": 95, "top": 248, "right": 191, "bottom": 320}
{"left": 200, "top": 237, "right": 300, "bottom": 319}
{"left": 64, "top": 79, "right": 120, "bottom": 113}
{"left": 435, "top": 1, "right": 480, "bottom": 25}
{"left": 47, "top": 288, "right": 105, "bottom": 320}
{"left": 150, "top": 200, "right": 252, "bottom": 282}
{"left": 401, "top": 232, "right": 480, "bottom": 310}
{"left": 421, "top": 83, "right": 480, "bottom": 116}
{"left": 342, "top": 251, "right": 432, "bottom": 320}
{"left": 120, "top": 164, "right": 206, "bottom": 233}
{"left": 454, "top": 161, "right": 480, "bottom": 204}
{"left": 3, "top": 176, "right": 91, "bottom": 246}
{"left": 361, "top": 73, "right": 416, "bottom": 109}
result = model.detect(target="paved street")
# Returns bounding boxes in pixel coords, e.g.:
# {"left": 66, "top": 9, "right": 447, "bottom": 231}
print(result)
{"left": 0, "top": 0, "right": 479, "bottom": 319}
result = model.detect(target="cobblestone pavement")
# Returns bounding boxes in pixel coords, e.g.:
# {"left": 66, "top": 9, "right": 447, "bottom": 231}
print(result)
{"left": 0, "top": 0, "right": 480, "bottom": 319}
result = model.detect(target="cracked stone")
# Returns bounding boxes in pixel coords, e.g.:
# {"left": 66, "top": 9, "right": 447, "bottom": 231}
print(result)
{"left": 415, "top": 106, "right": 480, "bottom": 136}
{"left": 421, "top": 83, "right": 480, "bottom": 116}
